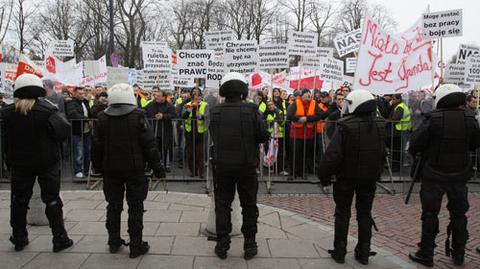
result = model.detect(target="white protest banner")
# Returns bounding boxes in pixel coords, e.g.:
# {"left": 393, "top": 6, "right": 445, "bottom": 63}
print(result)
{"left": 319, "top": 57, "right": 344, "bottom": 85}
{"left": 206, "top": 57, "right": 224, "bottom": 89}
{"left": 0, "top": 63, "right": 5, "bottom": 92}
{"left": 4, "top": 63, "right": 17, "bottom": 81}
{"left": 456, "top": 44, "right": 480, "bottom": 64}
{"left": 287, "top": 31, "right": 317, "bottom": 56}
{"left": 48, "top": 40, "right": 75, "bottom": 57}
{"left": 223, "top": 40, "right": 259, "bottom": 74}
{"left": 465, "top": 55, "right": 480, "bottom": 84}
{"left": 319, "top": 47, "right": 334, "bottom": 57}
{"left": 422, "top": 9, "right": 462, "bottom": 39}
{"left": 44, "top": 56, "right": 83, "bottom": 86}
{"left": 333, "top": 29, "right": 362, "bottom": 57}
{"left": 82, "top": 55, "right": 108, "bottom": 86}
{"left": 141, "top": 69, "right": 172, "bottom": 90}
{"left": 354, "top": 14, "right": 434, "bottom": 95}
{"left": 107, "top": 67, "right": 129, "bottom": 88}
{"left": 128, "top": 69, "right": 138, "bottom": 86}
{"left": 176, "top": 49, "right": 213, "bottom": 78}
{"left": 172, "top": 68, "right": 195, "bottom": 88}
{"left": 142, "top": 42, "right": 171, "bottom": 70}
{"left": 258, "top": 44, "right": 289, "bottom": 69}
{"left": 444, "top": 63, "right": 466, "bottom": 84}
{"left": 346, "top": 58, "right": 357, "bottom": 73}
{"left": 204, "top": 30, "right": 235, "bottom": 55}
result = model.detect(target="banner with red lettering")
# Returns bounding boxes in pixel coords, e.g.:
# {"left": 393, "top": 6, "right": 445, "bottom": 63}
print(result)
{"left": 16, "top": 54, "right": 44, "bottom": 78}
{"left": 354, "top": 14, "right": 434, "bottom": 95}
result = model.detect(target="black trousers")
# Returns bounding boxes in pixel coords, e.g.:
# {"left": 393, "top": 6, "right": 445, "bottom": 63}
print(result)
{"left": 156, "top": 136, "right": 173, "bottom": 168}
{"left": 419, "top": 181, "right": 469, "bottom": 256}
{"left": 333, "top": 180, "right": 376, "bottom": 253}
{"left": 103, "top": 173, "right": 148, "bottom": 244}
{"left": 10, "top": 162, "right": 67, "bottom": 238}
{"left": 289, "top": 139, "right": 314, "bottom": 178}
{"left": 214, "top": 167, "right": 259, "bottom": 238}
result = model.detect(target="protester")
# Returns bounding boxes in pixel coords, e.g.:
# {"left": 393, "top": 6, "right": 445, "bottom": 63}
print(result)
{"left": 66, "top": 87, "right": 92, "bottom": 179}
{"left": 325, "top": 92, "right": 345, "bottom": 139}
{"left": 174, "top": 88, "right": 191, "bottom": 169}
{"left": 90, "top": 92, "right": 108, "bottom": 118}
{"left": 2, "top": 74, "right": 73, "bottom": 252}
{"left": 286, "top": 89, "right": 324, "bottom": 179}
{"left": 210, "top": 72, "right": 269, "bottom": 260}
{"left": 388, "top": 94, "right": 412, "bottom": 172}
{"left": 408, "top": 84, "right": 480, "bottom": 267}
{"left": 182, "top": 88, "right": 208, "bottom": 178}
{"left": 145, "top": 89, "right": 176, "bottom": 172}
{"left": 92, "top": 83, "right": 165, "bottom": 258}
{"left": 257, "top": 90, "right": 267, "bottom": 113}
{"left": 316, "top": 92, "right": 330, "bottom": 157}
{"left": 264, "top": 100, "right": 286, "bottom": 173}
{"left": 377, "top": 94, "right": 392, "bottom": 119}
{"left": 43, "top": 79, "right": 65, "bottom": 115}
{"left": 318, "top": 89, "right": 386, "bottom": 265}
{"left": 62, "top": 88, "right": 72, "bottom": 102}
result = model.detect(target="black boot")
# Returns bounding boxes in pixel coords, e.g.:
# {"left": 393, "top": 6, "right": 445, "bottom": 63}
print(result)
{"left": 328, "top": 241, "right": 346, "bottom": 264}
{"left": 214, "top": 236, "right": 231, "bottom": 259}
{"left": 129, "top": 241, "right": 150, "bottom": 258}
{"left": 108, "top": 238, "right": 128, "bottom": 254}
{"left": 52, "top": 234, "right": 74, "bottom": 252}
{"left": 408, "top": 250, "right": 433, "bottom": 267}
{"left": 9, "top": 235, "right": 29, "bottom": 251}
{"left": 243, "top": 236, "right": 258, "bottom": 260}
{"left": 354, "top": 245, "right": 377, "bottom": 265}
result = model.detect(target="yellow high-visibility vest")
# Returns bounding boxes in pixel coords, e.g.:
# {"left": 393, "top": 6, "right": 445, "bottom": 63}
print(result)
{"left": 395, "top": 102, "right": 412, "bottom": 131}
{"left": 185, "top": 101, "right": 207, "bottom": 133}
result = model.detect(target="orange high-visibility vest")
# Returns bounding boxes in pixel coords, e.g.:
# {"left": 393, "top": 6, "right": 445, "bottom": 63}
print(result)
{"left": 293, "top": 98, "right": 316, "bottom": 129}
{"left": 316, "top": 102, "right": 329, "bottom": 134}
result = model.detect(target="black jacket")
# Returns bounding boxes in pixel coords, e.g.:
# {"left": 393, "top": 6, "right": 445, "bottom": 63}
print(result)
{"left": 145, "top": 101, "right": 176, "bottom": 146}
{"left": 66, "top": 98, "right": 92, "bottom": 135}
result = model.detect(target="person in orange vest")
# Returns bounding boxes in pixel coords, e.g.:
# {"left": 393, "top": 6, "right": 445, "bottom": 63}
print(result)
{"left": 316, "top": 91, "right": 330, "bottom": 158}
{"left": 286, "top": 89, "right": 325, "bottom": 179}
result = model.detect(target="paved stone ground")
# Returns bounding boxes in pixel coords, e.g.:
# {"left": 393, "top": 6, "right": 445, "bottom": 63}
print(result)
{"left": 0, "top": 191, "right": 412, "bottom": 269}
{"left": 259, "top": 193, "right": 480, "bottom": 269}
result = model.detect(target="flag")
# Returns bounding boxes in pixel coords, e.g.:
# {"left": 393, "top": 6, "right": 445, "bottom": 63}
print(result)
{"left": 16, "top": 54, "right": 43, "bottom": 78}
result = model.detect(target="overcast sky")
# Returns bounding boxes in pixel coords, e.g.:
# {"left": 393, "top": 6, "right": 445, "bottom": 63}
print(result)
{"left": 370, "top": 0, "right": 479, "bottom": 61}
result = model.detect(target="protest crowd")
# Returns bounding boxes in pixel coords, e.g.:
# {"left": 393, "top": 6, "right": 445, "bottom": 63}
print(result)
{"left": 0, "top": 2, "right": 480, "bottom": 268}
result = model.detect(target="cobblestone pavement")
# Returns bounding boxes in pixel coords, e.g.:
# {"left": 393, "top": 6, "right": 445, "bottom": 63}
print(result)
{"left": 0, "top": 191, "right": 413, "bottom": 269}
{"left": 259, "top": 192, "right": 480, "bottom": 269}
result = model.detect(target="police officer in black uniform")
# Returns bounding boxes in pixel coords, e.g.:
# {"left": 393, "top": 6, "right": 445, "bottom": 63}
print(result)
{"left": 408, "top": 84, "right": 480, "bottom": 267}
{"left": 2, "top": 74, "right": 73, "bottom": 252}
{"left": 92, "top": 83, "right": 165, "bottom": 258}
{"left": 318, "top": 89, "right": 386, "bottom": 265}
{"left": 209, "top": 72, "right": 269, "bottom": 260}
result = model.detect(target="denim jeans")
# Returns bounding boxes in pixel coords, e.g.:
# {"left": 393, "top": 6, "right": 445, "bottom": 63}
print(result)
{"left": 72, "top": 133, "right": 91, "bottom": 174}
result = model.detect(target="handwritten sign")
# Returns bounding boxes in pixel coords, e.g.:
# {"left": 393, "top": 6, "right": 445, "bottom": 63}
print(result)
{"left": 176, "top": 49, "right": 213, "bottom": 78}
{"left": 258, "top": 44, "right": 289, "bottom": 69}
{"left": 223, "top": 40, "right": 258, "bottom": 74}
{"left": 319, "top": 57, "right": 344, "bottom": 85}
{"left": 334, "top": 29, "right": 362, "bottom": 57}
{"left": 48, "top": 40, "right": 75, "bottom": 57}
{"left": 354, "top": 14, "right": 434, "bottom": 95}
{"left": 465, "top": 55, "right": 480, "bottom": 84}
{"left": 288, "top": 31, "right": 317, "bottom": 56}
{"left": 204, "top": 30, "right": 235, "bottom": 56}
{"left": 422, "top": 9, "right": 462, "bottom": 39}
{"left": 345, "top": 58, "right": 357, "bottom": 74}
{"left": 206, "top": 57, "right": 224, "bottom": 89}
{"left": 443, "top": 63, "right": 465, "bottom": 84}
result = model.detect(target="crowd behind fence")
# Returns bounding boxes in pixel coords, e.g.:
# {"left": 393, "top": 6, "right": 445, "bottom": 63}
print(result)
{"left": 0, "top": 117, "right": 478, "bottom": 195}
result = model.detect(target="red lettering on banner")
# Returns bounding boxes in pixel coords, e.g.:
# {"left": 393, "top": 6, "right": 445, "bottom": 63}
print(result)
{"left": 363, "top": 19, "right": 400, "bottom": 55}
{"left": 358, "top": 51, "right": 393, "bottom": 87}
{"left": 396, "top": 55, "right": 432, "bottom": 91}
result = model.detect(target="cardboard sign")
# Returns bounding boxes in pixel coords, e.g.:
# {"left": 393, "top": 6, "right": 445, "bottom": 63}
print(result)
{"left": 443, "top": 63, "right": 466, "bottom": 84}
{"left": 456, "top": 44, "right": 480, "bottom": 64}
{"left": 333, "top": 29, "right": 362, "bottom": 57}
{"left": 465, "top": 55, "right": 480, "bottom": 84}
{"left": 48, "top": 40, "right": 75, "bottom": 57}
{"left": 223, "top": 40, "right": 258, "bottom": 74}
{"left": 206, "top": 57, "right": 224, "bottom": 89}
{"left": 287, "top": 31, "right": 318, "bottom": 56}
{"left": 128, "top": 69, "right": 138, "bottom": 86}
{"left": 142, "top": 43, "right": 171, "bottom": 70}
{"left": 318, "top": 47, "right": 334, "bottom": 57}
{"left": 176, "top": 49, "right": 213, "bottom": 78}
{"left": 318, "top": 57, "right": 344, "bottom": 85}
{"left": 107, "top": 67, "right": 129, "bottom": 88}
{"left": 82, "top": 55, "right": 107, "bottom": 86}
{"left": 422, "top": 9, "right": 463, "bottom": 39}
{"left": 354, "top": 15, "right": 434, "bottom": 95}
{"left": 141, "top": 69, "right": 172, "bottom": 90}
{"left": 204, "top": 30, "right": 236, "bottom": 55}
{"left": 172, "top": 68, "right": 195, "bottom": 88}
{"left": 258, "top": 44, "right": 289, "bottom": 69}
{"left": 345, "top": 58, "right": 357, "bottom": 74}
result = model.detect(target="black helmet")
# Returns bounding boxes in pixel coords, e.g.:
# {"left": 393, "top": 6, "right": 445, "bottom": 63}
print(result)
{"left": 219, "top": 72, "right": 248, "bottom": 99}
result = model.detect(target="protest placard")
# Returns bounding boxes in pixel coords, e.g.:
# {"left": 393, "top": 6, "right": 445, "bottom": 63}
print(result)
{"left": 318, "top": 47, "right": 334, "bottom": 57}
{"left": 142, "top": 42, "right": 171, "bottom": 70}
{"left": 422, "top": 9, "right": 462, "bottom": 39}
{"left": 141, "top": 69, "right": 172, "bottom": 90}
{"left": 465, "top": 55, "right": 480, "bottom": 84}
{"left": 354, "top": 14, "right": 434, "bottom": 95}
{"left": 333, "top": 29, "right": 362, "bottom": 57}
{"left": 204, "top": 30, "right": 235, "bottom": 55}
{"left": 176, "top": 49, "right": 213, "bottom": 78}
{"left": 456, "top": 44, "right": 480, "bottom": 64}
{"left": 345, "top": 58, "right": 357, "bottom": 74}
{"left": 287, "top": 31, "right": 317, "bottom": 56}
{"left": 82, "top": 55, "right": 107, "bottom": 86}
{"left": 206, "top": 57, "right": 224, "bottom": 89}
{"left": 107, "top": 67, "right": 129, "bottom": 88}
{"left": 318, "top": 57, "right": 344, "bottom": 85}
{"left": 223, "top": 40, "right": 258, "bottom": 74}
{"left": 128, "top": 69, "right": 138, "bottom": 86}
{"left": 172, "top": 68, "right": 195, "bottom": 88}
{"left": 0, "top": 63, "right": 5, "bottom": 92}
{"left": 258, "top": 44, "right": 289, "bottom": 69}
{"left": 48, "top": 40, "right": 75, "bottom": 57}
{"left": 444, "top": 63, "right": 466, "bottom": 84}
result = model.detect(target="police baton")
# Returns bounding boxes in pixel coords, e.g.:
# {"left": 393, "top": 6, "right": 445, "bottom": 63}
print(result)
{"left": 404, "top": 154, "right": 422, "bottom": 205}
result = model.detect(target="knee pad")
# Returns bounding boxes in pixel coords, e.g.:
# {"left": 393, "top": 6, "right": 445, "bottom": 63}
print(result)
{"left": 46, "top": 198, "right": 63, "bottom": 209}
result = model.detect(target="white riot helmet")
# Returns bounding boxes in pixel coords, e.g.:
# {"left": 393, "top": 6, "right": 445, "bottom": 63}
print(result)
{"left": 433, "top": 84, "right": 465, "bottom": 109}
{"left": 107, "top": 83, "right": 137, "bottom": 106}
{"left": 14, "top": 73, "right": 46, "bottom": 99}
{"left": 341, "top": 89, "right": 376, "bottom": 115}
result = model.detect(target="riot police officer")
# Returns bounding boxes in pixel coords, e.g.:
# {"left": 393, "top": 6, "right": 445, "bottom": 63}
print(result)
{"left": 318, "top": 89, "right": 386, "bottom": 265}
{"left": 209, "top": 72, "right": 269, "bottom": 260}
{"left": 408, "top": 84, "right": 480, "bottom": 267}
{"left": 92, "top": 83, "right": 165, "bottom": 258}
{"left": 2, "top": 74, "right": 73, "bottom": 252}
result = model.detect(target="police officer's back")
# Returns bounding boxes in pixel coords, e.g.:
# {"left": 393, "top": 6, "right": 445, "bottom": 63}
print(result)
{"left": 92, "top": 83, "right": 165, "bottom": 258}
{"left": 209, "top": 72, "right": 269, "bottom": 260}
{"left": 2, "top": 74, "right": 73, "bottom": 252}
{"left": 318, "top": 89, "right": 386, "bottom": 265}
{"left": 408, "top": 84, "right": 480, "bottom": 267}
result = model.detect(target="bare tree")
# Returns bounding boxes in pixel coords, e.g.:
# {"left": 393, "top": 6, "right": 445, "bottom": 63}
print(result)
{"left": 251, "top": 0, "right": 277, "bottom": 43}
{"left": 0, "top": 0, "right": 14, "bottom": 43}
{"left": 335, "top": 0, "right": 365, "bottom": 33}
{"left": 279, "top": 0, "right": 311, "bottom": 31}
{"left": 370, "top": 4, "right": 397, "bottom": 32}
{"left": 12, "top": 0, "right": 36, "bottom": 53}
{"left": 309, "top": 0, "right": 333, "bottom": 46}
